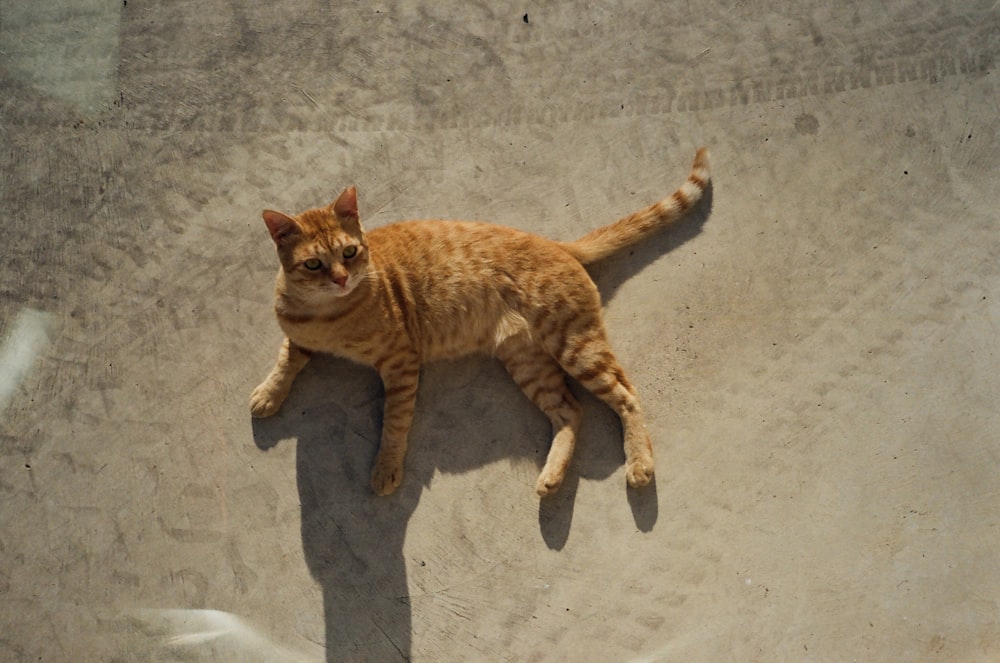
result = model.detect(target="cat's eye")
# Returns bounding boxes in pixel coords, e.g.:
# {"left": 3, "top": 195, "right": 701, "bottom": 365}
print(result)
{"left": 343, "top": 245, "right": 358, "bottom": 259}
{"left": 303, "top": 258, "right": 323, "bottom": 270}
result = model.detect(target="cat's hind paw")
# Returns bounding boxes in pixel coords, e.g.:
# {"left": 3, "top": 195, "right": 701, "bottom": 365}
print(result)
{"left": 535, "top": 468, "right": 566, "bottom": 497}
{"left": 249, "top": 382, "right": 286, "bottom": 418}
{"left": 625, "top": 457, "right": 655, "bottom": 488}
{"left": 371, "top": 457, "right": 404, "bottom": 496}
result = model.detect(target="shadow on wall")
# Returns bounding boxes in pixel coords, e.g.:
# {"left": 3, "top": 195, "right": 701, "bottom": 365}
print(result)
{"left": 248, "top": 190, "right": 709, "bottom": 661}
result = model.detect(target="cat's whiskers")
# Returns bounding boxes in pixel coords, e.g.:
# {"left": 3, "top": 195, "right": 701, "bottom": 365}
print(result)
{"left": 357, "top": 267, "right": 382, "bottom": 287}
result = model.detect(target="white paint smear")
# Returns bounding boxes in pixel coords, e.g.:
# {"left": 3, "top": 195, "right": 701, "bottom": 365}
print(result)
{"left": 0, "top": 308, "right": 55, "bottom": 412}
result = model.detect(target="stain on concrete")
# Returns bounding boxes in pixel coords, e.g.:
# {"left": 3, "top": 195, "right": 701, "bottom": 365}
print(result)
{"left": 795, "top": 112, "right": 821, "bottom": 135}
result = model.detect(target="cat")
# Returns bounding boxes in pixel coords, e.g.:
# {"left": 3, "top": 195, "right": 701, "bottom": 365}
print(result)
{"left": 251, "top": 147, "right": 711, "bottom": 497}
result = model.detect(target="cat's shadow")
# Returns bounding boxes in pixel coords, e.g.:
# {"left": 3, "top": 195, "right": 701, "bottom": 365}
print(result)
{"left": 250, "top": 358, "right": 602, "bottom": 661}
{"left": 252, "top": 364, "right": 415, "bottom": 662}
{"left": 249, "top": 189, "right": 709, "bottom": 661}
{"left": 251, "top": 354, "right": 637, "bottom": 661}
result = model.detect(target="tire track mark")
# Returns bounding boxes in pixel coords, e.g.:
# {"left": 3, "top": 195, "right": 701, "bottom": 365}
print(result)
{"left": 2, "top": 5, "right": 994, "bottom": 134}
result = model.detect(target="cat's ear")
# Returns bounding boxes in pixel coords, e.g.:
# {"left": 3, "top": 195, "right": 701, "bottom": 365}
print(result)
{"left": 262, "top": 210, "right": 300, "bottom": 245}
{"left": 331, "top": 186, "right": 359, "bottom": 221}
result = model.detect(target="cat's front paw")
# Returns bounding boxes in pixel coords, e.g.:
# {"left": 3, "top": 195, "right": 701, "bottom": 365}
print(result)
{"left": 625, "top": 456, "right": 655, "bottom": 488}
{"left": 249, "top": 382, "right": 286, "bottom": 418}
{"left": 371, "top": 455, "right": 404, "bottom": 496}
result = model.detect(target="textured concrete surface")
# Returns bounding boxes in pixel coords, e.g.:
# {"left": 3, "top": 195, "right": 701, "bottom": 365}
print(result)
{"left": 2, "top": 1, "right": 999, "bottom": 661}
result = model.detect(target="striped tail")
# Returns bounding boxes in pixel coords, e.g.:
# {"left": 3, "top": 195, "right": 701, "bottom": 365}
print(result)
{"left": 560, "top": 147, "right": 711, "bottom": 265}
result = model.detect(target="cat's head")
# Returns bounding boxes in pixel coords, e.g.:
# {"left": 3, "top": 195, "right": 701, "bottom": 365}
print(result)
{"left": 262, "top": 186, "right": 370, "bottom": 300}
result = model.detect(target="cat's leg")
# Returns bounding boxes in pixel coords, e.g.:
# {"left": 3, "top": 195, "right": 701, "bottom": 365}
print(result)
{"left": 371, "top": 353, "right": 421, "bottom": 496}
{"left": 250, "top": 337, "right": 312, "bottom": 417}
{"left": 545, "top": 322, "right": 655, "bottom": 488}
{"left": 496, "top": 334, "right": 582, "bottom": 496}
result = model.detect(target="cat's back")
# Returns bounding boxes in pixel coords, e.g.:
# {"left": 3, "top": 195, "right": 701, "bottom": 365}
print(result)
{"left": 367, "top": 219, "right": 582, "bottom": 282}
{"left": 365, "top": 219, "right": 593, "bottom": 358}
{"left": 367, "top": 219, "right": 551, "bottom": 259}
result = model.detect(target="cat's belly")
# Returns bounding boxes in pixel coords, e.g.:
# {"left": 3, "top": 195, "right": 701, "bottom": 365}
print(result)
{"left": 419, "top": 335, "right": 489, "bottom": 362}
{"left": 418, "top": 307, "right": 528, "bottom": 361}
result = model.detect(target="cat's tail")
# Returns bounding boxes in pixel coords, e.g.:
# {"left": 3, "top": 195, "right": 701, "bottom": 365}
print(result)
{"left": 560, "top": 147, "right": 711, "bottom": 265}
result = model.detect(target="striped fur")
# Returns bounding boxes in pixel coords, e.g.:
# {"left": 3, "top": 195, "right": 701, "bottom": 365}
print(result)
{"left": 251, "top": 148, "right": 711, "bottom": 496}
{"left": 560, "top": 147, "right": 711, "bottom": 264}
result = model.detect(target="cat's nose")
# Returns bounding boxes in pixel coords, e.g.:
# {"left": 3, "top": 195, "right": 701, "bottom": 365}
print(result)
{"left": 332, "top": 274, "right": 348, "bottom": 288}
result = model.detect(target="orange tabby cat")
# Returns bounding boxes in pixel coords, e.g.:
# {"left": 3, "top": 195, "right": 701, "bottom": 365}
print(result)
{"left": 251, "top": 148, "right": 710, "bottom": 497}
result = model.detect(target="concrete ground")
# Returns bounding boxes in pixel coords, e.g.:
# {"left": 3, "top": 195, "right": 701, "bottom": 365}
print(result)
{"left": 1, "top": 1, "right": 998, "bottom": 661}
